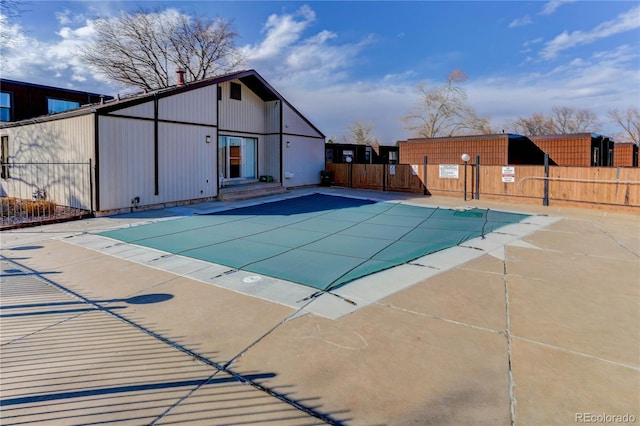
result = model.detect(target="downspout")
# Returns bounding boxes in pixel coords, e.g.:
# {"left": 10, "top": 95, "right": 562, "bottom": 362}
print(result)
{"left": 215, "top": 85, "right": 220, "bottom": 191}
{"left": 279, "top": 98, "right": 284, "bottom": 185}
{"left": 93, "top": 110, "right": 100, "bottom": 213}
{"left": 154, "top": 93, "right": 159, "bottom": 196}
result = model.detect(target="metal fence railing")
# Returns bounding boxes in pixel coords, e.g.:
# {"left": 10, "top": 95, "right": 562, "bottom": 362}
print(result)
{"left": 1, "top": 161, "right": 93, "bottom": 229}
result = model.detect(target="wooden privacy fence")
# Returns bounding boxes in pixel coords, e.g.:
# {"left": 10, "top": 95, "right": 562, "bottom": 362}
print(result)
{"left": 325, "top": 163, "right": 640, "bottom": 211}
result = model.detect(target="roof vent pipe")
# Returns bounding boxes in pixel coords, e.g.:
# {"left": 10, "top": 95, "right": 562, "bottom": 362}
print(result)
{"left": 176, "top": 68, "right": 186, "bottom": 87}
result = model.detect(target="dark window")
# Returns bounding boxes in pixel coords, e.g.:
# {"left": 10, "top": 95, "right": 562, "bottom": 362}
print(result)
{"left": 47, "top": 98, "right": 80, "bottom": 114}
{"left": 0, "top": 92, "right": 11, "bottom": 122}
{"left": 325, "top": 149, "right": 333, "bottom": 162}
{"left": 230, "top": 82, "right": 241, "bottom": 100}
{"left": 1, "top": 136, "right": 9, "bottom": 179}
{"left": 217, "top": 86, "right": 222, "bottom": 101}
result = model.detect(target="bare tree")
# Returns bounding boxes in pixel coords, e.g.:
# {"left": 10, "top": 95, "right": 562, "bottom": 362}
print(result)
{"left": 342, "top": 120, "right": 380, "bottom": 148}
{"left": 401, "top": 69, "right": 492, "bottom": 138}
{"left": 551, "top": 106, "right": 600, "bottom": 133}
{"left": 0, "top": 0, "right": 26, "bottom": 66}
{"left": 507, "top": 113, "right": 557, "bottom": 136}
{"left": 608, "top": 108, "right": 640, "bottom": 145}
{"left": 507, "top": 107, "right": 599, "bottom": 136}
{"left": 81, "top": 9, "right": 244, "bottom": 91}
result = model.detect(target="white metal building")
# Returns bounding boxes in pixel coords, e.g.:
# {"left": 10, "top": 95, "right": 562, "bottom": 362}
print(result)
{"left": 0, "top": 70, "right": 325, "bottom": 215}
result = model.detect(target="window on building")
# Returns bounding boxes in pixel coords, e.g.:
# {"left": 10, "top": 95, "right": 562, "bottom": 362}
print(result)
{"left": 0, "top": 92, "right": 11, "bottom": 122}
{"left": 1, "top": 136, "right": 9, "bottom": 179}
{"left": 389, "top": 151, "right": 398, "bottom": 164}
{"left": 217, "top": 86, "right": 222, "bottom": 101}
{"left": 325, "top": 149, "right": 333, "bottom": 163}
{"left": 47, "top": 98, "right": 80, "bottom": 114}
{"left": 230, "top": 82, "right": 241, "bottom": 100}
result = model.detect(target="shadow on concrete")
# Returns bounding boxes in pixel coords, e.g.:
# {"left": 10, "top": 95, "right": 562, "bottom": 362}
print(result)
{"left": 0, "top": 257, "right": 350, "bottom": 425}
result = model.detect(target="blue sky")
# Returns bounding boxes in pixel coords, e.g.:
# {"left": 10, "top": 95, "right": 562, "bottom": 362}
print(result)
{"left": 1, "top": 1, "right": 639, "bottom": 143}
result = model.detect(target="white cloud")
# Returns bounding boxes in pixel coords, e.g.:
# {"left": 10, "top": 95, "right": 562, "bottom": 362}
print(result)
{"left": 243, "top": 6, "right": 374, "bottom": 88}
{"left": 55, "top": 9, "right": 88, "bottom": 26}
{"left": 523, "top": 37, "right": 543, "bottom": 48}
{"left": 1, "top": 11, "right": 103, "bottom": 89}
{"left": 0, "top": 13, "right": 25, "bottom": 51}
{"left": 539, "top": 1, "right": 576, "bottom": 16}
{"left": 509, "top": 15, "right": 532, "bottom": 29}
{"left": 242, "top": 5, "right": 315, "bottom": 61}
{"left": 245, "top": 4, "right": 637, "bottom": 142}
{"left": 469, "top": 45, "right": 639, "bottom": 135}
{"left": 55, "top": 10, "right": 73, "bottom": 25}
{"left": 281, "top": 81, "right": 417, "bottom": 144}
{"left": 2, "top": 3, "right": 637, "bottom": 143}
{"left": 540, "top": 6, "right": 640, "bottom": 59}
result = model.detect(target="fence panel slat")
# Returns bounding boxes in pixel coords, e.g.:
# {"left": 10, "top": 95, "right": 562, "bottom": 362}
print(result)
{"left": 325, "top": 162, "right": 639, "bottom": 210}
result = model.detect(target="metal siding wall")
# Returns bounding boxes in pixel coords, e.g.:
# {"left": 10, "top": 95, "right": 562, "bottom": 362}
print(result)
{"left": 530, "top": 135, "right": 592, "bottom": 166}
{"left": 98, "top": 116, "right": 155, "bottom": 211}
{"left": 0, "top": 115, "right": 95, "bottom": 209}
{"left": 218, "top": 81, "right": 266, "bottom": 133}
{"left": 1, "top": 115, "right": 94, "bottom": 163}
{"left": 399, "top": 136, "right": 509, "bottom": 165}
{"left": 110, "top": 102, "right": 154, "bottom": 119}
{"left": 158, "top": 122, "right": 217, "bottom": 202}
{"left": 265, "top": 100, "right": 280, "bottom": 133}
{"left": 614, "top": 144, "right": 638, "bottom": 167}
{"left": 158, "top": 86, "right": 217, "bottom": 125}
{"left": 282, "top": 103, "right": 322, "bottom": 137}
{"left": 282, "top": 136, "right": 324, "bottom": 187}
{"left": 264, "top": 134, "right": 281, "bottom": 181}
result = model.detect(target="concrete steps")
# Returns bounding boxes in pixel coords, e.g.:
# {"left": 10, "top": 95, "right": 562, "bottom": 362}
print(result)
{"left": 217, "top": 182, "right": 287, "bottom": 202}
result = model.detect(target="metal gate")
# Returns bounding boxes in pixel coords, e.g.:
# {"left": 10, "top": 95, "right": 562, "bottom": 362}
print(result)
{"left": 0, "top": 161, "right": 93, "bottom": 229}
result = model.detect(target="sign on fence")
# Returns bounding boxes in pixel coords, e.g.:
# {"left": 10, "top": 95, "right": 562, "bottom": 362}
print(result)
{"left": 502, "top": 166, "right": 516, "bottom": 183}
{"left": 439, "top": 164, "right": 459, "bottom": 179}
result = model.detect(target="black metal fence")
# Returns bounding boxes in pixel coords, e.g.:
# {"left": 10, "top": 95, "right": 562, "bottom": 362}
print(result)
{"left": 0, "top": 161, "right": 93, "bottom": 229}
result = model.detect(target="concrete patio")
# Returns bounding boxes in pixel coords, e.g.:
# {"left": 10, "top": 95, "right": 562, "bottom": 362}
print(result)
{"left": 1, "top": 187, "right": 638, "bottom": 425}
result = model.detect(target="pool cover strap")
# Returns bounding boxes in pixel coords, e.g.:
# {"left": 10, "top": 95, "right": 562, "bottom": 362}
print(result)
{"left": 99, "top": 194, "right": 529, "bottom": 291}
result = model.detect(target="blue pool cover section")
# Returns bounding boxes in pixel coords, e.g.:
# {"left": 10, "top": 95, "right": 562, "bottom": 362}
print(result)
{"left": 100, "top": 194, "right": 529, "bottom": 291}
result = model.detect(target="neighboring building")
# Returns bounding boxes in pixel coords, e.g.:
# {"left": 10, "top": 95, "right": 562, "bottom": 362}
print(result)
{"left": 398, "top": 133, "right": 553, "bottom": 166}
{"left": 613, "top": 143, "right": 639, "bottom": 168}
{"left": 325, "top": 143, "right": 399, "bottom": 165}
{"left": 529, "top": 133, "right": 614, "bottom": 167}
{"left": 0, "top": 69, "right": 325, "bottom": 215}
{"left": 378, "top": 145, "right": 400, "bottom": 164}
{"left": 0, "top": 79, "right": 113, "bottom": 122}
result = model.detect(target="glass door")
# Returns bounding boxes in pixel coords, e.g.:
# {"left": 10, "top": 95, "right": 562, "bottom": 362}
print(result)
{"left": 229, "top": 137, "right": 242, "bottom": 178}
{"left": 242, "top": 138, "right": 256, "bottom": 179}
{"left": 218, "top": 136, "right": 257, "bottom": 182}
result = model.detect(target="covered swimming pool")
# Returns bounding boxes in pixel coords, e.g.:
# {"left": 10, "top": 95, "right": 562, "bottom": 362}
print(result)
{"left": 99, "top": 193, "right": 529, "bottom": 292}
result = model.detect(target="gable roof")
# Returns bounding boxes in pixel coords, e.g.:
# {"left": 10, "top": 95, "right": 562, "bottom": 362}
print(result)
{"left": 1, "top": 69, "right": 324, "bottom": 137}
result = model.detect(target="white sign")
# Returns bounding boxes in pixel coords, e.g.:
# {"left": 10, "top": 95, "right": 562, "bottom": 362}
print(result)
{"left": 411, "top": 165, "right": 419, "bottom": 175}
{"left": 389, "top": 165, "right": 396, "bottom": 175}
{"left": 439, "top": 164, "right": 459, "bottom": 179}
{"left": 502, "top": 166, "right": 516, "bottom": 183}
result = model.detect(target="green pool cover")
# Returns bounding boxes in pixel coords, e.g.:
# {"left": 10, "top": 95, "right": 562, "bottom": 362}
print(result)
{"left": 100, "top": 194, "right": 529, "bottom": 291}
